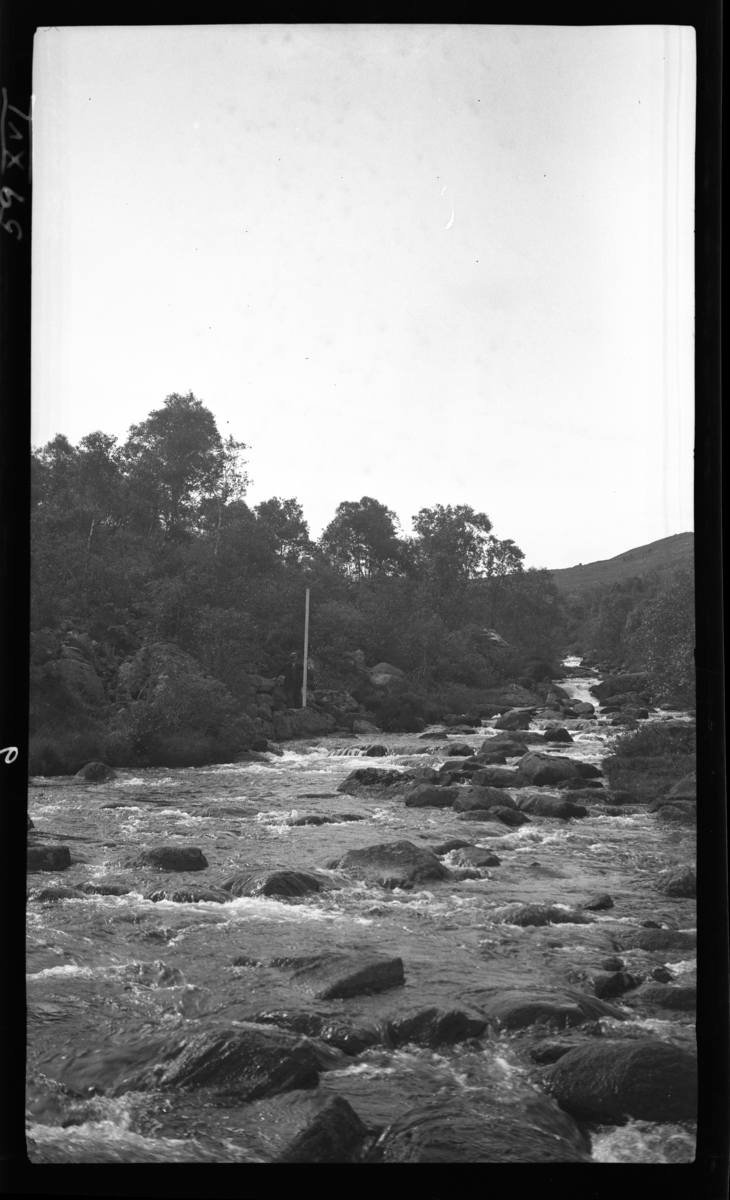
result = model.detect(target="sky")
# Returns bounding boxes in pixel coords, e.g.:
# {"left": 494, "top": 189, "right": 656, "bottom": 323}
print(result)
{"left": 31, "top": 24, "right": 695, "bottom": 570}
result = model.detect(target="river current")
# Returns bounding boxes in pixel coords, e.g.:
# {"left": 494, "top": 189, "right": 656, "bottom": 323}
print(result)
{"left": 26, "top": 661, "right": 697, "bottom": 1164}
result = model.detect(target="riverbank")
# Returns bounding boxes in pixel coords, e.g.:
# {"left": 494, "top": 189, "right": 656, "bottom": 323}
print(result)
{"left": 26, "top": 662, "right": 696, "bottom": 1163}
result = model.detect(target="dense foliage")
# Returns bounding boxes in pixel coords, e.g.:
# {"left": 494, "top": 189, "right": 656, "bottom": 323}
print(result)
{"left": 31, "top": 394, "right": 566, "bottom": 681}
{"left": 564, "top": 568, "right": 695, "bottom": 706}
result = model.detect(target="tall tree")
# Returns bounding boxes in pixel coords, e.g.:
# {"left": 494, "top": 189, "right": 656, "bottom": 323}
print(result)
{"left": 121, "top": 393, "right": 248, "bottom": 537}
{"left": 255, "top": 497, "right": 313, "bottom": 563}
{"left": 320, "top": 497, "right": 403, "bottom": 580}
{"left": 412, "top": 504, "right": 494, "bottom": 581}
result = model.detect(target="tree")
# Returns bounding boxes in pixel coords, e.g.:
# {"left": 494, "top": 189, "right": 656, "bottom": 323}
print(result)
{"left": 629, "top": 569, "right": 695, "bottom": 705}
{"left": 121, "top": 393, "right": 248, "bottom": 537}
{"left": 412, "top": 504, "right": 494, "bottom": 581}
{"left": 255, "top": 497, "right": 313, "bottom": 564}
{"left": 320, "top": 497, "right": 404, "bottom": 580}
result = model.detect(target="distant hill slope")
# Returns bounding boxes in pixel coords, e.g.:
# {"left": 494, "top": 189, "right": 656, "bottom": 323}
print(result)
{"left": 549, "top": 532, "right": 694, "bottom": 596}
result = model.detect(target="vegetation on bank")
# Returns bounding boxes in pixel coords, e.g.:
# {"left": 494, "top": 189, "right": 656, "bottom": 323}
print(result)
{"left": 603, "top": 722, "right": 696, "bottom": 802}
{"left": 30, "top": 392, "right": 696, "bottom": 772}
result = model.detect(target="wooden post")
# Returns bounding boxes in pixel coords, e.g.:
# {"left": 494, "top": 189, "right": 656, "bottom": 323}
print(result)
{"left": 302, "top": 587, "right": 310, "bottom": 707}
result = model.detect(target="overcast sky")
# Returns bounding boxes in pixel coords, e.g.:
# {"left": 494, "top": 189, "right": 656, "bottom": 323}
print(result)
{"left": 31, "top": 24, "right": 695, "bottom": 570}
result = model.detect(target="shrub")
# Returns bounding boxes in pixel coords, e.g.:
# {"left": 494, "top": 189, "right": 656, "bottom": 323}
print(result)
{"left": 603, "top": 722, "right": 695, "bottom": 801}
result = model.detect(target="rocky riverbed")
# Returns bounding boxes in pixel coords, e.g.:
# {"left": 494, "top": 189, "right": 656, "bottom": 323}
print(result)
{"left": 26, "top": 663, "right": 697, "bottom": 1164}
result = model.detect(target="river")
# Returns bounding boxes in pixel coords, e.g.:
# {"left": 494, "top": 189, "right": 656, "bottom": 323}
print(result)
{"left": 26, "top": 660, "right": 697, "bottom": 1164}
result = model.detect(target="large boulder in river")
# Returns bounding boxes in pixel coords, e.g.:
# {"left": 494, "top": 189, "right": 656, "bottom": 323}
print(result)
{"left": 404, "top": 784, "right": 458, "bottom": 808}
{"left": 468, "top": 988, "right": 591, "bottom": 1029}
{"left": 452, "top": 786, "right": 513, "bottom": 813}
{"left": 324, "top": 841, "right": 451, "bottom": 890}
{"left": 75, "top": 761, "right": 116, "bottom": 782}
{"left": 136, "top": 846, "right": 209, "bottom": 872}
{"left": 367, "top": 1095, "right": 591, "bottom": 1163}
{"left": 219, "top": 869, "right": 323, "bottom": 898}
{"left": 655, "top": 865, "right": 696, "bottom": 898}
{"left": 272, "top": 708, "right": 335, "bottom": 741}
{"left": 27, "top": 845, "right": 71, "bottom": 872}
{"left": 516, "top": 795, "right": 589, "bottom": 819}
{"left": 109, "top": 1024, "right": 324, "bottom": 1100}
{"left": 591, "top": 673, "right": 649, "bottom": 702}
{"left": 145, "top": 885, "right": 232, "bottom": 904}
{"left": 518, "top": 752, "right": 581, "bottom": 785}
{"left": 273, "top": 951, "right": 405, "bottom": 999}
{"left": 494, "top": 708, "right": 534, "bottom": 731}
{"left": 545, "top": 1039, "right": 697, "bottom": 1123}
{"left": 337, "top": 767, "right": 412, "bottom": 797}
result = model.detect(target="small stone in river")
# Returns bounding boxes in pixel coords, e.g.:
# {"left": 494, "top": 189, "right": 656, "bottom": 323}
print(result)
{"left": 601, "top": 957, "right": 625, "bottom": 972}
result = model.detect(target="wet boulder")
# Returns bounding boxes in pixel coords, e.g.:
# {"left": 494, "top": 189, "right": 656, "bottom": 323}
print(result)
{"left": 633, "top": 979, "right": 696, "bottom": 1008}
{"left": 276, "top": 951, "right": 405, "bottom": 1000}
{"left": 573, "top": 702, "right": 595, "bottom": 715}
{"left": 79, "top": 881, "right": 132, "bottom": 896}
{"left": 324, "top": 841, "right": 451, "bottom": 890}
{"left": 468, "top": 989, "right": 589, "bottom": 1030}
{"left": 628, "top": 983, "right": 696, "bottom": 1011}
{"left": 545, "top": 1039, "right": 697, "bottom": 1124}
{"left": 491, "top": 904, "right": 591, "bottom": 928}
{"left": 655, "top": 805, "right": 695, "bottom": 825}
{"left": 111, "top": 1023, "right": 324, "bottom": 1100}
{"left": 27, "top": 845, "right": 71, "bottom": 872}
{"left": 456, "top": 810, "right": 509, "bottom": 826}
{"left": 615, "top": 928, "right": 697, "bottom": 954}
{"left": 219, "top": 869, "right": 323, "bottom": 898}
{"left": 446, "top": 742, "right": 474, "bottom": 757}
{"left": 362, "top": 744, "right": 389, "bottom": 757}
{"left": 452, "top": 785, "right": 511, "bottom": 813}
{"left": 518, "top": 753, "right": 581, "bottom": 786}
{"left": 366, "top": 1095, "right": 590, "bottom": 1162}
{"left": 404, "top": 784, "right": 458, "bottom": 809}
{"left": 144, "top": 884, "right": 232, "bottom": 904}
{"left": 655, "top": 865, "right": 696, "bottom": 898}
{"left": 541, "top": 728, "right": 574, "bottom": 744}
{"left": 491, "top": 806, "right": 531, "bottom": 826}
{"left": 591, "top": 673, "right": 649, "bottom": 702}
{"left": 258, "top": 1092, "right": 372, "bottom": 1164}
{"left": 448, "top": 846, "right": 501, "bottom": 868}
{"left": 494, "top": 709, "right": 534, "bottom": 731}
{"left": 581, "top": 892, "right": 614, "bottom": 911}
{"left": 136, "top": 847, "right": 208, "bottom": 872}
{"left": 249, "top": 1011, "right": 383, "bottom": 1056}
{"left": 556, "top": 781, "right": 604, "bottom": 794}
{"left": 470, "top": 767, "right": 526, "bottom": 788}
{"left": 75, "top": 761, "right": 117, "bottom": 782}
{"left": 575, "top": 762, "right": 603, "bottom": 779}
{"left": 27, "top": 884, "right": 89, "bottom": 902}
{"left": 336, "top": 767, "right": 412, "bottom": 798}
{"left": 591, "top": 972, "right": 640, "bottom": 999}
{"left": 389, "top": 1007, "right": 487, "bottom": 1048}
{"left": 516, "top": 795, "right": 589, "bottom": 819}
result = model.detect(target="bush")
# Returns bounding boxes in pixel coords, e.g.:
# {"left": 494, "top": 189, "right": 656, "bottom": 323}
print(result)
{"left": 603, "top": 722, "right": 695, "bottom": 801}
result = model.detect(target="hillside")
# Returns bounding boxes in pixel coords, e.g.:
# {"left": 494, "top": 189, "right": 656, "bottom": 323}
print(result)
{"left": 549, "top": 532, "right": 694, "bottom": 596}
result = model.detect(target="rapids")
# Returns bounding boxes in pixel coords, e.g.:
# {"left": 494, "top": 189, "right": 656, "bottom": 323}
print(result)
{"left": 26, "top": 659, "right": 697, "bottom": 1163}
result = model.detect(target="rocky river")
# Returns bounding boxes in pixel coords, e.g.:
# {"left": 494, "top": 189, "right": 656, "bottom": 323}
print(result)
{"left": 26, "top": 660, "right": 697, "bottom": 1164}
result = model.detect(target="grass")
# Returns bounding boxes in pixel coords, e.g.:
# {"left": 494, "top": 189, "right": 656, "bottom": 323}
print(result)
{"left": 602, "top": 722, "right": 695, "bottom": 801}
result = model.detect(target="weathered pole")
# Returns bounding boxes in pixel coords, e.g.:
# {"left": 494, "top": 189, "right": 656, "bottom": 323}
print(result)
{"left": 302, "top": 587, "right": 310, "bottom": 707}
